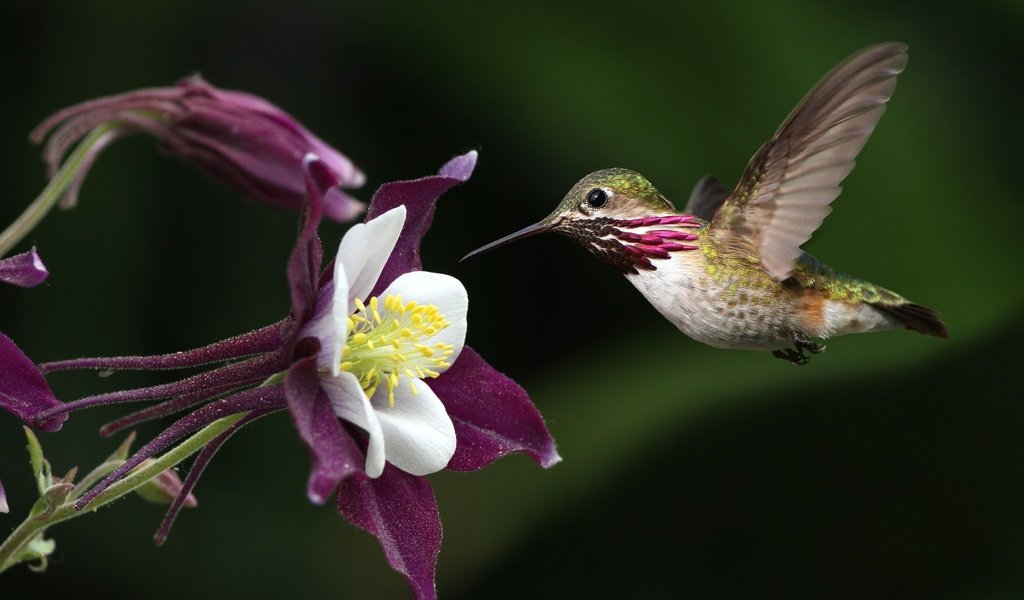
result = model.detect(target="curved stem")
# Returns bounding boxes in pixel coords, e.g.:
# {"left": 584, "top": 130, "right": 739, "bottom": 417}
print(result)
{"left": 0, "top": 412, "right": 247, "bottom": 573}
{"left": 0, "top": 123, "right": 119, "bottom": 257}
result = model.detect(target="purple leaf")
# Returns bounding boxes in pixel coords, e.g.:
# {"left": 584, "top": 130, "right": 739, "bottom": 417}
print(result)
{"left": 366, "top": 151, "right": 477, "bottom": 297}
{"left": 0, "top": 331, "right": 66, "bottom": 432}
{"left": 337, "top": 464, "right": 442, "bottom": 600}
{"left": 0, "top": 248, "right": 48, "bottom": 288}
{"left": 429, "top": 346, "right": 560, "bottom": 471}
{"left": 284, "top": 345, "right": 362, "bottom": 504}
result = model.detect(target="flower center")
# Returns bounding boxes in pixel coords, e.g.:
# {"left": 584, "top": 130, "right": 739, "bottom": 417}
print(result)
{"left": 340, "top": 294, "right": 454, "bottom": 407}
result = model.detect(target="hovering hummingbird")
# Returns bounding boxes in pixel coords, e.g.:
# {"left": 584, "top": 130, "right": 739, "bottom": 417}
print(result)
{"left": 463, "top": 42, "right": 947, "bottom": 364}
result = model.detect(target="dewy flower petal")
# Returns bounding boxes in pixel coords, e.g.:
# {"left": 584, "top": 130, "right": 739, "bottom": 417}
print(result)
{"left": 0, "top": 332, "right": 66, "bottom": 432}
{"left": 31, "top": 76, "right": 365, "bottom": 221}
{"left": 0, "top": 248, "right": 48, "bottom": 288}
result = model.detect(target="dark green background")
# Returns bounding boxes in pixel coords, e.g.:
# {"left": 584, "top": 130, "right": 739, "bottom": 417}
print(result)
{"left": 2, "top": 1, "right": 1022, "bottom": 598}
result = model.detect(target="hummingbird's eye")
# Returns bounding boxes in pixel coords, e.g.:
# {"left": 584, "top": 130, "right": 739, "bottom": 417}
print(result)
{"left": 586, "top": 188, "right": 608, "bottom": 208}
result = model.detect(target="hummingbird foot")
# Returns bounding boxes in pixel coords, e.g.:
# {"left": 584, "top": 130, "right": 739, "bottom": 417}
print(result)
{"left": 792, "top": 331, "right": 826, "bottom": 355}
{"left": 772, "top": 348, "right": 811, "bottom": 365}
{"left": 772, "top": 332, "right": 826, "bottom": 365}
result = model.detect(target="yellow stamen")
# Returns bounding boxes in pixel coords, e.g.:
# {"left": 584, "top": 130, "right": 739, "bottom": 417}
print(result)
{"left": 337, "top": 292, "right": 454, "bottom": 410}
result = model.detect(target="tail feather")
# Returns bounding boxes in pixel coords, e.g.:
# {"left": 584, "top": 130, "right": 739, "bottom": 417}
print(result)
{"left": 872, "top": 301, "right": 949, "bottom": 339}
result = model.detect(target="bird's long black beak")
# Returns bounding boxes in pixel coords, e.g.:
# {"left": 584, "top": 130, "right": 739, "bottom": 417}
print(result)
{"left": 460, "top": 221, "right": 553, "bottom": 262}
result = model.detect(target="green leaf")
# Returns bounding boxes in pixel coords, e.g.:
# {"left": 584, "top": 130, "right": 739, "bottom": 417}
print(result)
{"left": 107, "top": 431, "right": 137, "bottom": 462}
{"left": 22, "top": 426, "right": 45, "bottom": 493}
{"left": 13, "top": 533, "right": 56, "bottom": 573}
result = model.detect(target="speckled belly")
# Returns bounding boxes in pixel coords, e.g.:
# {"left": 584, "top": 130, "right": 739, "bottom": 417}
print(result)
{"left": 626, "top": 263, "right": 801, "bottom": 351}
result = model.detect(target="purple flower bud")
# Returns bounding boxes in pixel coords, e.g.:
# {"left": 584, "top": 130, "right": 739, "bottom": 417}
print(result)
{"left": 31, "top": 76, "right": 366, "bottom": 222}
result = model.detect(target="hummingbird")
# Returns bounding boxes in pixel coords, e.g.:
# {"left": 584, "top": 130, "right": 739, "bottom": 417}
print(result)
{"left": 463, "top": 42, "right": 948, "bottom": 365}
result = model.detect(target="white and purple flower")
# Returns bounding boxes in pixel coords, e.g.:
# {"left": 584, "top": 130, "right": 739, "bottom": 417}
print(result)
{"left": 2, "top": 150, "right": 558, "bottom": 600}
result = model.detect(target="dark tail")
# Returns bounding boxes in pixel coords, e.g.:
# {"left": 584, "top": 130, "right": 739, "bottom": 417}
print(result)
{"left": 872, "top": 301, "right": 949, "bottom": 339}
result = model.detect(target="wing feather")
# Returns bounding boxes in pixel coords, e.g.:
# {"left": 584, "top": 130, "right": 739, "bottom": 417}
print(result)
{"left": 711, "top": 43, "right": 908, "bottom": 280}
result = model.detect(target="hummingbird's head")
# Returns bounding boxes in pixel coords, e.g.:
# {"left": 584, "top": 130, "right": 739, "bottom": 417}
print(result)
{"left": 463, "top": 169, "right": 701, "bottom": 273}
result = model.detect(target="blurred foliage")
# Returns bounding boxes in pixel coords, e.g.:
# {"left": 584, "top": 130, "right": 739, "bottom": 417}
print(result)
{"left": 1, "top": 0, "right": 1022, "bottom": 598}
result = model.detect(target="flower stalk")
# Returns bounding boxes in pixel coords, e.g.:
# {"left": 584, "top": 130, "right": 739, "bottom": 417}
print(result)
{"left": 0, "top": 413, "right": 244, "bottom": 573}
{"left": 0, "top": 124, "right": 118, "bottom": 258}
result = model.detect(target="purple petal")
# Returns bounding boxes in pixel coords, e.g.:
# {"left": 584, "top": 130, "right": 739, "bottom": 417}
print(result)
{"left": 74, "top": 385, "right": 286, "bottom": 510}
{"left": 437, "top": 151, "right": 478, "bottom": 180}
{"left": 284, "top": 344, "right": 362, "bottom": 504}
{"left": 428, "top": 346, "right": 560, "bottom": 471}
{"left": 0, "top": 331, "right": 66, "bottom": 432}
{"left": 41, "top": 320, "right": 285, "bottom": 373}
{"left": 0, "top": 248, "right": 49, "bottom": 288}
{"left": 366, "top": 151, "right": 477, "bottom": 297}
{"left": 287, "top": 156, "right": 333, "bottom": 327}
{"left": 0, "top": 479, "right": 8, "bottom": 513}
{"left": 337, "top": 465, "right": 442, "bottom": 600}
{"left": 155, "top": 408, "right": 276, "bottom": 545}
{"left": 323, "top": 187, "right": 367, "bottom": 223}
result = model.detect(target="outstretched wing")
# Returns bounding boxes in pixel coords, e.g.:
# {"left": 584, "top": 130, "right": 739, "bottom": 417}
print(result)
{"left": 711, "top": 43, "right": 908, "bottom": 281}
{"left": 685, "top": 175, "right": 731, "bottom": 221}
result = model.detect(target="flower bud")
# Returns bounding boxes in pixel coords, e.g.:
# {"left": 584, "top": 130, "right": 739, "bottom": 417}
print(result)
{"left": 32, "top": 76, "right": 365, "bottom": 222}
{"left": 132, "top": 461, "right": 197, "bottom": 508}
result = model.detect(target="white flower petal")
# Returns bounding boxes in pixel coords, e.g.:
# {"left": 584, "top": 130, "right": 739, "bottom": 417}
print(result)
{"left": 340, "top": 205, "right": 406, "bottom": 311}
{"left": 380, "top": 270, "right": 468, "bottom": 370}
{"left": 369, "top": 378, "right": 456, "bottom": 476}
{"left": 301, "top": 258, "right": 350, "bottom": 376}
{"left": 320, "top": 371, "right": 386, "bottom": 478}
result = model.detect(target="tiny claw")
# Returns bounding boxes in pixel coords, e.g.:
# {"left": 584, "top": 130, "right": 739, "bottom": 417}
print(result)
{"left": 772, "top": 348, "right": 811, "bottom": 366}
{"left": 793, "top": 332, "right": 826, "bottom": 355}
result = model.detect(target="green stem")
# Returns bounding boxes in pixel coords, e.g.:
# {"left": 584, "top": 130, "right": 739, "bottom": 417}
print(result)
{"left": 0, "top": 123, "right": 119, "bottom": 258}
{"left": 0, "top": 412, "right": 247, "bottom": 573}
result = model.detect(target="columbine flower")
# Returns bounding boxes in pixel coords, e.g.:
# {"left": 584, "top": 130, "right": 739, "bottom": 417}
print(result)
{"left": 6, "top": 151, "right": 557, "bottom": 600}
{"left": 299, "top": 204, "right": 464, "bottom": 478}
{"left": 0, "top": 248, "right": 48, "bottom": 288}
{"left": 31, "top": 76, "right": 365, "bottom": 222}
